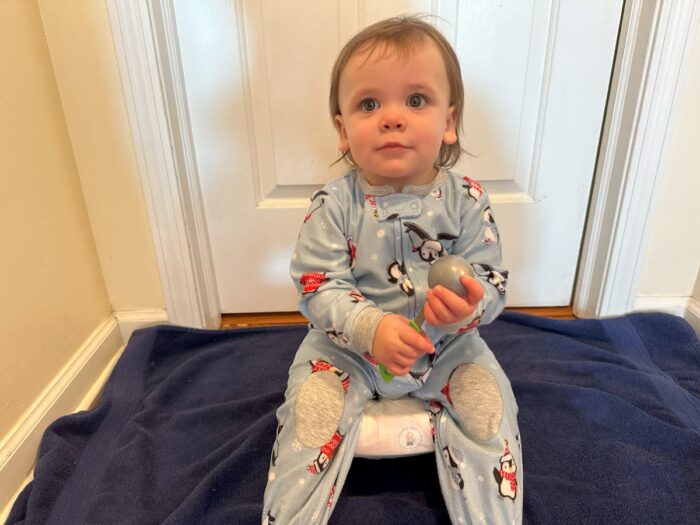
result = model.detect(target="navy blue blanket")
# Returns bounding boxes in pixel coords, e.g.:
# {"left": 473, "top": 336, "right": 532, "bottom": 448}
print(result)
{"left": 7, "top": 312, "right": 700, "bottom": 524}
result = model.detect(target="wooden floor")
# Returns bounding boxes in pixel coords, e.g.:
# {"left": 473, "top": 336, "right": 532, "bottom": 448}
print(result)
{"left": 221, "top": 306, "right": 575, "bottom": 328}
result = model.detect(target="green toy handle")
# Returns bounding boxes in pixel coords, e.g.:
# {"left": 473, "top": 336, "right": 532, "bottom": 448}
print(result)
{"left": 378, "top": 363, "right": 394, "bottom": 383}
{"left": 379, "top": 315, "right": 424, "bottom": 383}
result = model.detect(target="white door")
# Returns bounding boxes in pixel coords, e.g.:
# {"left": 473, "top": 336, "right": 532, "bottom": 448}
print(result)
{"left": 173, "top": 0, "right": 622, "bottom": 312}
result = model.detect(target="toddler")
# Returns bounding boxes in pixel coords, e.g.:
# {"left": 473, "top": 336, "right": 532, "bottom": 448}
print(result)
{"left": 263, "top": 15, "right": 522, "bottom": 524}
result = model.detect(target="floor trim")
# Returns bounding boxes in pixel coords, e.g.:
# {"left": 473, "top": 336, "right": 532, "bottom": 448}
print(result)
{"left": 0, "top": 316, "right": 122, "bottom": 518}
{"left": 0, "top": 309, "right": 170, "bottom": 520}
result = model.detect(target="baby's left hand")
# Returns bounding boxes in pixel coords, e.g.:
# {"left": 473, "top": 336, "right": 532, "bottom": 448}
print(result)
{"left": 423, "top": 276, "right": 484, "bottom": 327}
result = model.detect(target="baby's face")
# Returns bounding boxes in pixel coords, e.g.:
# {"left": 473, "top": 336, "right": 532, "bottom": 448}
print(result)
{"left": 335, "top": 39, "right": 457, "bottom": 190}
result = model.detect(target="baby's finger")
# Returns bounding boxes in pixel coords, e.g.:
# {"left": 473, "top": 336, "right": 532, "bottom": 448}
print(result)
{"left": 398, "top": 325, "right": 435, "bottom": 354}
{"left": 460, "top": 276, "right": 485, "bottom": 304}
{"left": 392, "top": 351, "right": 417, "bottom": 367}
{"left": 423, "top": 301, "right": 439, "bottom": 327}
{"left": 430, "top": 287, "right": 469, "bottom": 319}
{"left": 388, "top": 364, "right": 412, "bottom": 376}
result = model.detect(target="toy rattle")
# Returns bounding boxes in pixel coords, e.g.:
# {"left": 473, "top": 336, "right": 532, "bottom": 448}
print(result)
{"left": 379, "top": 255, "right": 475, "bottom": 382}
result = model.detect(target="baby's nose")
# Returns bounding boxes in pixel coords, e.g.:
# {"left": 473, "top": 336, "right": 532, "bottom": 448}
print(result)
{"left": 380, "top": 109, "right": 405, "bottom": 130}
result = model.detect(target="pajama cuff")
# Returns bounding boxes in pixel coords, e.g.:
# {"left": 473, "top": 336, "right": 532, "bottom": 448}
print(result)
{"left": 350, "top": 306, "right": 389, "bottom": 356}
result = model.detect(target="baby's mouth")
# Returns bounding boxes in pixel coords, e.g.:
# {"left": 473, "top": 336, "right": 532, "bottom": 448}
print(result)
{"left": 379, "top": 142, "right": 409, "bottom": 150}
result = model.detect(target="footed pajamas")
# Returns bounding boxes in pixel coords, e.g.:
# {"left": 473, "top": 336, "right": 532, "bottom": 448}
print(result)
{"left": 263, "top": 169, "right": 522, "bottom": 524}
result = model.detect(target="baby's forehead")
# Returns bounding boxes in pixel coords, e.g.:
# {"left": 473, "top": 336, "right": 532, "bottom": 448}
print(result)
{"left": 350, "top": 36, "right": 434, "bottom": 65}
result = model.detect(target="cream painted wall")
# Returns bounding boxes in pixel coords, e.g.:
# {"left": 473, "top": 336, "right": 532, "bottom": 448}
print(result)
{"left": 37, "top": 0, "right": 165, "bottom": 312}
{"left": 0, "top": 1, "right": 112, "bottom": 436}
{"left": 637, "top": 25, "right": 700, "bottom": 302}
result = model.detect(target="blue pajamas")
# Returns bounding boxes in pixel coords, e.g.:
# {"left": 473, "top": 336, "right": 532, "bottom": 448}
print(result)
{"left": 263, "top": 169, "right": 522, "bottom": 524}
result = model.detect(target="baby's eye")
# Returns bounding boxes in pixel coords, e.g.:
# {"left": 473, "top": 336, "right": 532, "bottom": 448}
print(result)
{"left": 407, "top": 94, "right": 427, "bottom": 108}
{"left": 360, "top": 99, "right": 379, "bottom": 112}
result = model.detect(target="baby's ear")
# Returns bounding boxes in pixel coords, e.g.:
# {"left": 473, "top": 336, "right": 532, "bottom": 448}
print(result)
{"left": 443, "top": 106, "right": 458, "bottom": 145}
{"left": 334, "top": 115, "right": 350, "bottom": 153}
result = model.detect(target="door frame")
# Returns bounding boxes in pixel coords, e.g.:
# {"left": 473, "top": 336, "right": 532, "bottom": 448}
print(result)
{"left": 106, "top": 0, "right": 698, "bottom": 328}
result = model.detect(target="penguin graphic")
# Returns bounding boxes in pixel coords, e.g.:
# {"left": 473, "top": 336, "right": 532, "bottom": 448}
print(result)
{"left": 271, "top": 424, "right": 283, "bottom": 466}
{"left": 300, "top": 272, "right": 327, "bottom": 294}
{"left": 409, "top": 351, "right": 436, "bottom": 383}
{"left": 348, "top": 290, "right": 365, "bottom": 303}
{"left": 482, "top": 206, "right": 500, "bottom": 245}
{"left": 404, "top": 222, "right": 457, "bottom": 263}
{"left": 307, "top": 431, "right": 344, "bottom": 475}
{"left": 325, "top": 328, "right": 350, "bottom": 348}
{"left": 473, "top": 264, "right": 509, "bottom": 295}
{"left": 388, "top": 260, "right": 415, "bottom": 296}
{"left": 309, "top": 360, "right": 350, "bottom": 392}
{"left": 304, "top": 190, "right": 328, "bottom": 223}
{"left": 442, "top": 446, "right": 465, "bottom": 490}
{"left": 347, "top": 237, "right": 357, "bottom": 269}
{"left": 462, "top": 176, "right": 484, "bottom": 203}
{"left": 493, "top": 440, "right": 518, "bottom": 500}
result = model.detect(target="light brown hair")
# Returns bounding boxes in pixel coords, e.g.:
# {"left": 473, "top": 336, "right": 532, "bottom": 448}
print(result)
{"left": 329, "top": 15, "right": 464, "bottom": 168}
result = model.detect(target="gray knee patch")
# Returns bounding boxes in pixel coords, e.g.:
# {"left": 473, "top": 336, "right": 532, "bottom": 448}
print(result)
{"left": 449, "top": 363, "right": 503, "bottom": 442}
{"left": 295, "top": 371, "right": 345, "bottom": 448}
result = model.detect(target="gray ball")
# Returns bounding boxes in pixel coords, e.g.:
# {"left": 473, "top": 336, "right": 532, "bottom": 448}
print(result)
{"left": 428, "top": 255, "right": 475, "bottom": 296}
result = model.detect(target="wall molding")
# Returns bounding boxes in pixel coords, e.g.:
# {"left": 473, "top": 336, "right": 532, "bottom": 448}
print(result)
{"left": 0, "top": 310, "right": 169, "bottom": 519}
{"left": 633, "top": 295, "right": 689, "bottom": 316}
{"left": 634, "top": 295, "right": 700, "bottom": 336}
{"left": 0, "top": 316, "right": 123, "bottom": 516}
{"left": 106, "top": 0, "right": 221, "bottom": 329}
{"left": 685, "top": 298, "right": 700, "bottom": 335}
{"left": 574, "top": 0, "right": 699, "bottom": 317}
{"left": 114, "top": 308, "right": 170, "bottom": 343}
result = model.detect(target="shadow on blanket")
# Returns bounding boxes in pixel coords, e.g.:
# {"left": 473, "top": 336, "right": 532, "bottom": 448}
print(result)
{"left": 7, "top": 312, "right": 700, "bottom": 525}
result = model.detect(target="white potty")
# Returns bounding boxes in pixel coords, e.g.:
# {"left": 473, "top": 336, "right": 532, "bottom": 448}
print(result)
{"left": 354, "top": 397, "right": 434, "bottom": 458}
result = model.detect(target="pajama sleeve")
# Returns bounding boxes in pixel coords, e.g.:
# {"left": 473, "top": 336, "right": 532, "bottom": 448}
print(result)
{"left": 290, "top": 189, "right": 380, "bottom": 352}
{"left": 431, "top": 183, "right": 508, "bottom": 335}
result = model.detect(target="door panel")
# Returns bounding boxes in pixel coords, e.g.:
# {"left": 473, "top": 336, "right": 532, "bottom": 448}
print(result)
{"left": 174, "top": 0, "right": 622, "bottom": 311}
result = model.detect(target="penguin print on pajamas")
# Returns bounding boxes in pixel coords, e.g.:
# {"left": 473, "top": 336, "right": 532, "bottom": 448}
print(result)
{"left": 325, "top": 328, "right": 350, "bottom": 348}
{"left": 347, "top": 237, "right": 357, "bottom": 269}
{"left": 482, "top": 206, "right": 500, "bottom": 245}
{"left": 388, "top": 260, "right": 415, "bottom": 296}
{"left": 271, "top": 424, "right": 283, "bottom": 466}
{"left": 300, "top": 272, "right": 327, "bottom": 294}
{"left": 309, "top": 360, "right": 350, "bottom": 393}
{"left": 462, "top": 176, "right": 484, "bottom": 203}
{"left": 442, "top": 446, "right": 465, "bottom": 490}
{"left": 409, "top": 351, "right": 436, "bottom": 384}
{"left": 348, "top": 290, "right": 365, "bottom": 303}
{"left": 304, "top": 190, "right": 328, "bottom": 223}
{"left": 493, "top": 440, "right": 518, "bottom": 500}
{"left": 473, "top": 264, "right": 509, "bottom": 295}
{"left": 365, "top": 194, "right": 379, "bottom": 218}
{"left": 404, "top": 222, "right": 458, "bottom": 263}
{"left": 307, "top": 431, "right": 344, "bottom": 475}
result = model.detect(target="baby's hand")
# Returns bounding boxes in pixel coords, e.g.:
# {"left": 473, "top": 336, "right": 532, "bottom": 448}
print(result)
{"left": 423, "top": 276, "right": 484, "bottom": 327}
{"left": 372, "top": 314, "right": 435, "bottom": 376}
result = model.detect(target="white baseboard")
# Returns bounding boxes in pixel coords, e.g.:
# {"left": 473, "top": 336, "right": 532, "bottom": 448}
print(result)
{"left": 684, "top": 298, "right": 700, "bottom": 336}
{"left": 634, "top": 295, "right": 700, "bottom": 336}
{"left": 114, "top": 308, "right": 170, "bottom": 344}
{"left": 0, "top": 309, "right": 170, "bottom": 521}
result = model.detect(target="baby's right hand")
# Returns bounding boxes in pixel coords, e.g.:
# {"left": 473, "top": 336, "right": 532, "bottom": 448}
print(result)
{"left": 372, "top": 314, "right": 435, "bottom": 377}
